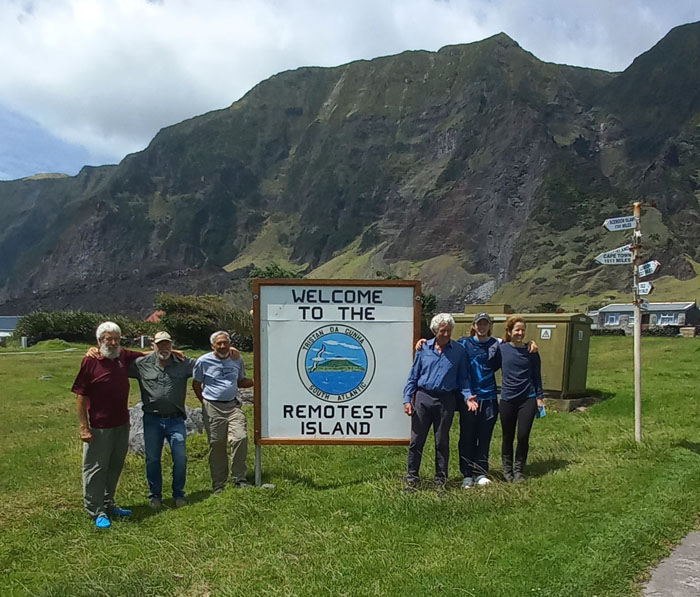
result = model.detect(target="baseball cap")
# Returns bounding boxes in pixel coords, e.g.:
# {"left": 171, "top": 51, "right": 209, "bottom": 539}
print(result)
{"left": 153, "top": 331, "right": 172, "bottom": 344}
{"left": 473, "top": 312, "right": 492, "bottom": 323}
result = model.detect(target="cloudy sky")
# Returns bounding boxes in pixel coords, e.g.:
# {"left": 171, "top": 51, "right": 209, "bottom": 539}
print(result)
{"left": 2, "top": 0, "right": 699, "bottom": 180}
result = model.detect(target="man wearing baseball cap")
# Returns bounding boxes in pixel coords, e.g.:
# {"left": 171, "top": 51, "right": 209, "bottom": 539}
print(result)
{"left": 130, "top": 331, "right": 197, "bottom": 509}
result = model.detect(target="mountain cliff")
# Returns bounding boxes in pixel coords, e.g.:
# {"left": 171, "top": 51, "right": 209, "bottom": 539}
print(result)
{"left": 2, "top": 24, "right": 700, "bottom": 315}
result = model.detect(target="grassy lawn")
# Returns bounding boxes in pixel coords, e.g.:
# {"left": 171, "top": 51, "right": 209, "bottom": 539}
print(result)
{"left": 0, "top": 337, "right": 699, "bottom": 596}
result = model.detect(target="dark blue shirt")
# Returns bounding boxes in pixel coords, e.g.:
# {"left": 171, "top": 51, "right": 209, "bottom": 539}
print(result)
{"left": 500, "top": 342, "right": 544, "bottom": 401}
{"left": 458, "top": 336, "right": 501, "bottom": 400}
{"left": 403, "top": 338, "right": 472, "bottom": 403}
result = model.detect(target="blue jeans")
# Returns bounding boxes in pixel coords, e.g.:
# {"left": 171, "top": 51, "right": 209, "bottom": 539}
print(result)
{"left": 143, "top": 413, "right": 187, "bottom": 500}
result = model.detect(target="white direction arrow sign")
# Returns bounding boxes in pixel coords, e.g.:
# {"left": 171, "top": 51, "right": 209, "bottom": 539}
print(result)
{"left": 595, "top": 250, "right": 633, "bottom": 265}
{"left": 639, "top": 298, "right": 650, "bottom": 310}
{"left": 637, "top": 281, "right": 654, "bottom": 295}
{"left": 638, "top": 260, "right": 661, "bottom": 278}
{"left": 603, "top": 216, "right": 637, "bottom": 232}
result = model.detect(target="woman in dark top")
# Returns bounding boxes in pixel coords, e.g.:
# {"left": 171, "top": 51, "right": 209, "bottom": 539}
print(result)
{"left": 499, "top": 315, "right": 544, "bottom": 483}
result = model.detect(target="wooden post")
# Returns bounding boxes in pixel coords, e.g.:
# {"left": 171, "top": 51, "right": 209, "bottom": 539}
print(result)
{"left": 633, "top": 202, "right": 642, "bottom": 443}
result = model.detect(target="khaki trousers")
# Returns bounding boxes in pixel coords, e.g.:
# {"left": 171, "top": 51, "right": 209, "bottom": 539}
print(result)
{"left": 82, "top": 424, "right": 129, "bottom": 519}
{"left": 202, "top": 400, "right": 248, "bottom": 490}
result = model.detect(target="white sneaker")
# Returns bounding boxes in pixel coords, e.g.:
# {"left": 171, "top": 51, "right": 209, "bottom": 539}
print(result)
{"left": 461, "top": 477, "right": 474, "bottom": 489}
{"left": 475, "top": 475, "right": 491, "bottom": 486}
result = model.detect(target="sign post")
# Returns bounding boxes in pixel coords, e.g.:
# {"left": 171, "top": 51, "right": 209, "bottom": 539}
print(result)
{"left": 252, "top": 279, "right": 420, "bottom": 484}
{"left": 599, "top": 203, "right": 661, "bottom": 443}
{"left": 595, "top": 248, "right": 633, "bottom": 265}
{"left": 632, "top": 202, "right": 642, "bottom": 443}
{"left": 638, "top": 260, "right": 661, "bottom": 278}
{"left": 602, "top": 216, "right": 637, "bottom": 232}
{"left": 637, "top": 281, "right": 653, "bottom": 296}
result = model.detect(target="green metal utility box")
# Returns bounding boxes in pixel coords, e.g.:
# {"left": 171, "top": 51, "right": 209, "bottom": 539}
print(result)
{"left": 452, "top": 307, "right": 592, "bottom": 398}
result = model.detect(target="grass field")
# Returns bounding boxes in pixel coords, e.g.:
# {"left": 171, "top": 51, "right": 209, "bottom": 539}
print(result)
{"left": 1, "top": 337, "right": 699, "bottom": 596}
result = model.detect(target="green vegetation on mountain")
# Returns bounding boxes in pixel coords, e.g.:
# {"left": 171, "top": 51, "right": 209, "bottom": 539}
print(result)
{"left": 310, "top": 359, "right": 365, "bottom": 372}
{"left": 2, "top": 24, "right": 700, "bottom": 315}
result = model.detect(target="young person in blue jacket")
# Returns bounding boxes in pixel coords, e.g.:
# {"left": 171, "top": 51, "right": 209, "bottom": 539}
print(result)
{"left": 455, "top": 312, "right": 502, "bottom": 488}
{"left": 499, "top": 315, "right": 544, "bottom": 483}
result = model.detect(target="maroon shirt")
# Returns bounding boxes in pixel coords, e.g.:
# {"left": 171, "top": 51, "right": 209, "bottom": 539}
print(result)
{"left": 72, "top": 349, "right": 142, "bottom": 428}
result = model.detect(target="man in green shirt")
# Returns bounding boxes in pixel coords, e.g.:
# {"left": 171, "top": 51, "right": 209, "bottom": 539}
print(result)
{"left": 129, "top": 331, "right": 196, "bottom": 509}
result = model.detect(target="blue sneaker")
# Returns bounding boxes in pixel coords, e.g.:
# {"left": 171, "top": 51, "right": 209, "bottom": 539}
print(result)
{"left": 95, "top": 514, "right": 111, "bottom": 529}
{"left": 110, "top": 506, "right": 132, "bottom": 517}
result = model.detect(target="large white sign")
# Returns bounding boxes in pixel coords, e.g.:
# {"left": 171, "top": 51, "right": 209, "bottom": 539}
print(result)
{"left": 254, "top": 281, "right": 419, "bottom": 444}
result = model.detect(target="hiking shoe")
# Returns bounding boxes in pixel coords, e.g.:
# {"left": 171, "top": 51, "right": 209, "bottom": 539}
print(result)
{"left": 235, "top": 480, "right": 251, "bottom": 488}
{"left": 475, "top": 475, "right": 491, "bottom": 486}
{"left": 149, "top": 498, "right": 162, "bottom": 510}
{"left": 95, "top": 514, "right": 111, "bottom": 529}
{"left": 174, "top": 498, "right": 187, "bottom": 508}
{"left": 403, "top": 479, "right": 418, "bottom": 494}
{"left": 461, "top": 476, "right": 474, "bottom": 489}
{"left": 110, "top": 506, "right": 132, "bottom": 517}
{"left": 213, "top": 487, "right": 224, "bottom": 495}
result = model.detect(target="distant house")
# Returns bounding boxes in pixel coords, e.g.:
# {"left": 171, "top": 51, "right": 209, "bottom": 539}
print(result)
{"left": 0, "top": 316, "right": 20, "bottom": 339}
{"left": 146, "top": 310, "right": 165, "bottom": 323}
{"left": 592, "top": 301, "right": 699, "bottom": 333}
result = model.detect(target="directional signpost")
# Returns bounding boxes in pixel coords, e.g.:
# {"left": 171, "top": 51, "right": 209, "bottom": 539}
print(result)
{"left": 602, "top": 216, "right": 636, "bottom": 232}
{"left": 637, "top": 281, "right": 653, "bottom": 295}
{"left": 598, "top": 204, "right": 662, "bottom": 443}
{"left": 595, "top": 251, "right": 633, "bottom": 265}
{"left": 638, "top": 260, "right": 661, "bottom": 278}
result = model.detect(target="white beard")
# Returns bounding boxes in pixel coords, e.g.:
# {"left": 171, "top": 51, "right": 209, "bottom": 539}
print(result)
{"left": 215, "top": 350, "right": 230, "bottom": 359}
{"left": 157, "top": 350, "right": 172, "bottom": 361}
{"left": 100, "top": 344, "right": 121, "bottom": 359}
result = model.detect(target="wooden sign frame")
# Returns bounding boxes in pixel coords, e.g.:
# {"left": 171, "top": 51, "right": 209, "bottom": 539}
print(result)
{"left": 252, "top": 279, "right": 421, "bottom": 446}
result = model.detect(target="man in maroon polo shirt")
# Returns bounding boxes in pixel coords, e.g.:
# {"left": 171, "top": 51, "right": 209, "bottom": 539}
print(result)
{"left": 73, "top": 321, "right": 142, "bottom": 529}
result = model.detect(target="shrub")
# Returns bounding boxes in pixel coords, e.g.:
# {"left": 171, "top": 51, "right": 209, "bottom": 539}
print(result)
{"left": 155, "top": 294, "right": 253, "bottom": 348}
{"left": 591, "top": 329, "right": 626, "bottom": 336}
{"left": 247, "top": 263, "right": 302, "bottom": 289}
{"left": 642, "top": 326, "right": 680, "bottom": 337}
{"left": 14, "top": 311, "right": 158, "bottom": 345}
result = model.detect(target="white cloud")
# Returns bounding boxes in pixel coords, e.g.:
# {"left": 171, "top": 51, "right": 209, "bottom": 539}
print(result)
{"left": 1, "top": 0, "right": 698, "bottom": 170}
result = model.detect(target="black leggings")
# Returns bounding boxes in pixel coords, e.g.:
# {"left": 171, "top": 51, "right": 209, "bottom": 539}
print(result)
{"left": 499, "top": 397, "right": 537, "bottom": 462}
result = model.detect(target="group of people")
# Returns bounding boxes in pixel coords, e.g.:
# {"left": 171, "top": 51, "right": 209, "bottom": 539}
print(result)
{"left": 74, "top": 311, "right": 543, "bottom": 527}
{"left": 73, "top": 322, "right": 253, "bottom": 529}
{"left": 403, "top": 312, "right": 544, "bottom": 492}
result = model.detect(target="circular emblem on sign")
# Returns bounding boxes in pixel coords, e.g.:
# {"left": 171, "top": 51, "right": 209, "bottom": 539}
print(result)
{"left": 297, "top": 326, "right": 376, "bottom": 403}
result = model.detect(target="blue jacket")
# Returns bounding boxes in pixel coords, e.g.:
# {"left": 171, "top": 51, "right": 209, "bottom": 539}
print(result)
{"left": 457, "top": 336, "right": 501, "bottom": 401}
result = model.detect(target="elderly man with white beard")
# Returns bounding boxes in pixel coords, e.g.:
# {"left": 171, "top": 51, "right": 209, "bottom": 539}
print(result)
{"left": 73, "top": 321, "right": 143, "bottom": 529}
{"left": 128, "top": 331, "right": 197, "bottom": 510}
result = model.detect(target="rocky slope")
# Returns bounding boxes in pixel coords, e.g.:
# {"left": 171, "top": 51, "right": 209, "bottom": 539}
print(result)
{"left": 2, "top": 23, "right": 700, "bottom": 315}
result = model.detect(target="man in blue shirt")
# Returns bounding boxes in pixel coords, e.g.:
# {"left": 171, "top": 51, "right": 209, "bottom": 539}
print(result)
{"left": 193, "top": 331, "right": 254, "bottom": 494}
{"left": 403, "top": 313, "right": 476, "bottom": 491}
